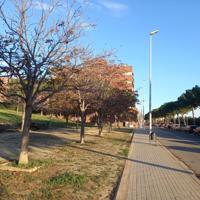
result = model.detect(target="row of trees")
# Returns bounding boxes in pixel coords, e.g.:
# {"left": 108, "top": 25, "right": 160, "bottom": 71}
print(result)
{"left": 0, "top": 0, "right": 137, "bottom": 165}
{"left": 41, "top": 59, "right": 137, "bottom": 144}
{"left": 145, "top": 85, "right": 200, "bottom": 126}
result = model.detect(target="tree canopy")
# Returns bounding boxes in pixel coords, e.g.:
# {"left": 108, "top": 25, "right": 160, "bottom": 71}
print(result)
{"left": 145, "top": 85, "right": 200, "bottom": 125}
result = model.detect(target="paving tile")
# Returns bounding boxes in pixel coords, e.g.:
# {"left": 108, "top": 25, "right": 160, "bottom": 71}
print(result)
{"left": 116, "top": 129, "right": 200, "bottom": 200}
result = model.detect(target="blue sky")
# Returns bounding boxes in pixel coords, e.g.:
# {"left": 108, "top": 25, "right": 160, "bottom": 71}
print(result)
{"left": 79, "top": 0, "right": 200, "bottom": 115}
{"left": 2, "top": 0, "right": 200, "bottom": 115}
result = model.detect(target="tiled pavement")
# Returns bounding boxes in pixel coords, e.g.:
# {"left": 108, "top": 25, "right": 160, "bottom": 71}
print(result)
{"left": 115, "top": 129, "right": 200, "bottom": 200}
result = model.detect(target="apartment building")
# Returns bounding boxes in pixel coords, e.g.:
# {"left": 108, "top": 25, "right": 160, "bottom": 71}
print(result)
{"left": 110, "top": 64, "right": 134, "bottom": 92}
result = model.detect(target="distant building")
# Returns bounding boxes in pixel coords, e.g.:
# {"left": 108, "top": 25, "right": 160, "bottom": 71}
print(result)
{"left": 105, "top": 64, "right": 137, "bottom": 128}
{"left": 91, "top": 58, "right": 134, "bottom": 93}
{"left": 110, "top": 64, "right": 134, "bottom": 92}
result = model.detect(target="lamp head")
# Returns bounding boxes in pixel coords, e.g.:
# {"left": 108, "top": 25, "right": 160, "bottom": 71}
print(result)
{"left": 150, "top": 30, "right": 159, "bottom": 36}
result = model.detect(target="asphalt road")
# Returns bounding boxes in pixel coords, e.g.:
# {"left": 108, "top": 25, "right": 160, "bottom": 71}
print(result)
{"left": 154, "top": 128, "right": 200, "bottom": 176}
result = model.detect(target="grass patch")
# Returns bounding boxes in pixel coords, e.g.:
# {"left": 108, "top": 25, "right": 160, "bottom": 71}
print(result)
{"left": 47, "top": 172, "right": 85, "bottom": 189}
{"left": 0, "top": 182, "right": 9, "bottom": 198}
{"left": 114, "top": 128, "right": 133, "bottom": 134}
{"left": 0, "top": 109, "right": 21, "bottom": 124}
{"left": 90, "top": 170, "right": 109, "bottom": 185}
{"left": 0, "top": 108, "right": 69, "bottom": 128}
{"left": 27, "top": 187, "right": 53, "bottom": 200}
{"left": 119, "top": 147, "right": 129, "bottom": 157}
{"left": 0, "top": 171, "right": 12, "bottom": 179}
{"left": 0, "top": 108, "right": 98, "bottom": 129}
{"left": 10, "top": 159, "right": 54, "bottom": 169}
{"left": 27, "top": 191, "right": 39, "bottom": 200}
{"left": 40, "top": 187, "right": 53, "bottom": 199}
{"left": 0, "top": 127, "right": 131, "bottom": 199}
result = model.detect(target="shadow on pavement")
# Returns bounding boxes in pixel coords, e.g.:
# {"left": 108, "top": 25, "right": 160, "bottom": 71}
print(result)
{"left": 167, "top": 145, "right": 200, "bottom": 153}
{"left": 67, "top": 144, "right": 192, "bottom": 175}
{"left": 156, "top": 129, "right": 200, "bottom": 142}
{"left": 166, "top": 139, "right": 200, "bottom": 146}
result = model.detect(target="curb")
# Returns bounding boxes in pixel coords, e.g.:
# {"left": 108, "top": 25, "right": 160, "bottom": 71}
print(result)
{"left": 114, "top": 131, "right": 135, "bottom": 200}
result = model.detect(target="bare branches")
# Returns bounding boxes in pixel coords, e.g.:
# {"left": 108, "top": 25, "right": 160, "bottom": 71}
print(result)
{"left": 0, "top": 0, "right": 89, "bottom": 107}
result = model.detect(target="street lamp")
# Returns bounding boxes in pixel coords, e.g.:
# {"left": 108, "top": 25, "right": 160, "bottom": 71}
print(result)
{"left": 149, "top": 30, "right": 159, "bottom": 137}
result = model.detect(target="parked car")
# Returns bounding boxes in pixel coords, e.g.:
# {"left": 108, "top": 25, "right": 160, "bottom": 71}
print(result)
{"left": 189, "top": 125, "right": 198, "bottom": 133}
{"left": 167, "top": 124, "right": 172, "bottom": 129}
{"left": 194, "top": 127, "right": 200, "bottom": 135}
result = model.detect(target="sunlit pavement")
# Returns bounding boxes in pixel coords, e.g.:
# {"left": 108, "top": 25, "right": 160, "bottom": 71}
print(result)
{"left": 155, "top": 128, "right": 200, "bottom": 176}
{"left": 116, "top": 128, "right": 200, "bottom": 200}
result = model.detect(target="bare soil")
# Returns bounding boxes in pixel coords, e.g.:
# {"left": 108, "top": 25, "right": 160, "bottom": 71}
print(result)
{"left": 0, "top": 127, "right": 132, "bottom": 200}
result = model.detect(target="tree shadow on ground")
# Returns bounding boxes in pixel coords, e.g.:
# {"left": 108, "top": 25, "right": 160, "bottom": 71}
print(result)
{"left": 43, "top": 127, "right": 80, "bottom": 134}
{"left": 0, "top": 129, "right": 191, "bottom": 175}
{"left": 0, "top": 131, "right": 78, "bottom": 162}
{"left": 113, "top": 128, "right": 133, "bottom": 134}
{"left": 85, "top": 133, "right": 132, "bottom": 144}
{"left": 66, "top": 144, "right": 193, "bottom": 175}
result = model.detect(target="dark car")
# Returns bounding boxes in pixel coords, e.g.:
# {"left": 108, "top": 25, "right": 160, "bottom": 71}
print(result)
{"left": 189, "top": 125, "right": 197, "bottom": 133}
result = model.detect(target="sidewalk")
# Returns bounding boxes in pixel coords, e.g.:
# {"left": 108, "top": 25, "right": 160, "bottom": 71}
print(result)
{"left": 115, "top": 129, "right": 200, "bottom": 200}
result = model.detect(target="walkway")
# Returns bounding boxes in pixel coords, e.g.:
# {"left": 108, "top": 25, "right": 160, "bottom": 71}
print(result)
{"left": 115, "top": 129, "right": 200, "bottom": 200}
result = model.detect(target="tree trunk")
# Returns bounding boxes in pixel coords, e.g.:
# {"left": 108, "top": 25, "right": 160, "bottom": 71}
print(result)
{"left": 186, "top": 115, "right": 189, "bottom": 126}
{"left": 108, "top": 122, "right": 112, "bottom": 133}
{"left": 98, "top": 126, "right": 103, "bottom": 136}
{"left": 164, "top": 117, "right": 167, "bottom": 125}
{"left": 21, "top": 103, "right": 25, "bottom": 131}
{"left": 98, "top": 119, "right": 103, "bottom": 136}
{"left": 98, "top": 113, "right": 103, "bottom": 137}
{"left": 16, "top": 97, "right": 20, "bottom": 115}
{"left": 192, "top": 107, "right": 195, "bottom": 125}
{"left": 80, "top": 111, "right": 85, "bottom": 144}
{"left": 74, "top": 114, "right": 79, "bottom": 129}
{"left": 171, "top": 115, "right": 173, "bottom": 124}
{"left": 40, "top": 109, "right": 43, "bottom": 116}
{"left": 18, "top": 103, "right": 32, "bottom": 165}
{"left": 173, "top": 115, "right": 176, "bottom": 125}
{"left": 177, "top": 114, "right": 180, "bottom": 127}
{"left": 65, "top": 114, "right": 69, "bottom": 127}
{"left": 117, "top": 120, "right": 120, "bottom": 129}
{"left": 182, "top": 114, "right": 186, "bottom": 126}
{"left": 16, "top": 104, "right": 19, "bottom": 115}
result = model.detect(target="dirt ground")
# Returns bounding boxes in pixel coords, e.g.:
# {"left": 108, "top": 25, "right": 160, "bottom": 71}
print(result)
{"left": 0, "top": 127, "right": 132, "bottom": 200}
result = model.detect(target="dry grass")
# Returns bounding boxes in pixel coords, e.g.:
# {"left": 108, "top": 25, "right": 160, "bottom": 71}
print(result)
{"left": 0, "top": 127, "right": 132, "bottom": 200}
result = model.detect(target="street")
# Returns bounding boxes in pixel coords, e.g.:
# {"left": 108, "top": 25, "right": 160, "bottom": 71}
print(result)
{"left": 155, "top": 128, "right": 200, "bottom": 176}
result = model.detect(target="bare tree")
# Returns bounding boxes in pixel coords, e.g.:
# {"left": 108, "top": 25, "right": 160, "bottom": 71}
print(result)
{"left": 44, "top": 90, "right": 78, "bottom": 126}
{"left": 71, "top": 56, "right": 111, "bottom": 143}
{"left": 73, "top": 65, "right": 101, "bottom": 144}
{"left": 0, "top": 0, "right": 87, "bottom": 164}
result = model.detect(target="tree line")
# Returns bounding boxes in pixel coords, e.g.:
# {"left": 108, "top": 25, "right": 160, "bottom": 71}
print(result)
{"left": 145, "top": 85, "right": 200, "bottom": 126}
{"left": 0, "top": 0, "right": 137, "bottom": 165}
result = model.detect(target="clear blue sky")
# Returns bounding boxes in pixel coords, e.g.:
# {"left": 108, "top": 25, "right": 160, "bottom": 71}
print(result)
{"left": 2, "top": 0, "right": 200, "bottom": 115}
{"left": 80, "top": 0, "right": 200, "bottom": 115}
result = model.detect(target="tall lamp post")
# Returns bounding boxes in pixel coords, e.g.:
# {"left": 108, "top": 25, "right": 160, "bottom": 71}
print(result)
{"left": 149, "top": 30, "right": 159, "bottom": 136}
